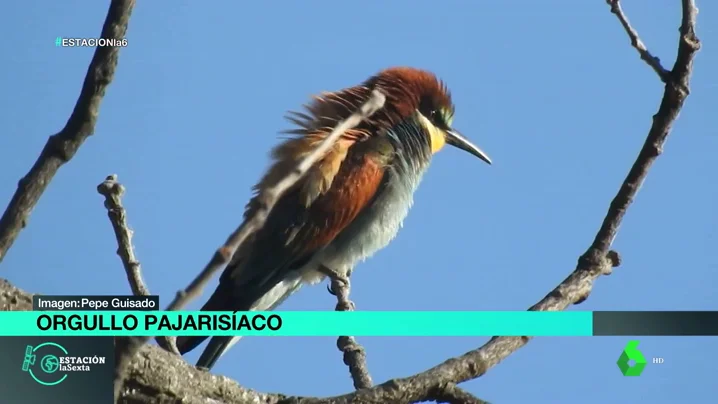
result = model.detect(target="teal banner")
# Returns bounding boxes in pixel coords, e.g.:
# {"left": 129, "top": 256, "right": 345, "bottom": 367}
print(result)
{"left": 0, "top": 311, "right": 593, "bottom": 336}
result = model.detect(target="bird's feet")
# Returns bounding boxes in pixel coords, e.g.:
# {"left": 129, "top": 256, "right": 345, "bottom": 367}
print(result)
{"left": 319, "top": 265, "right": 356, "bottom": 311}
{"left": 318, "top": 265, "right": 351, "bottom": 296}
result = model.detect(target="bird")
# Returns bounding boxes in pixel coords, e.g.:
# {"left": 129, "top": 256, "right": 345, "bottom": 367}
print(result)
{"left": 175, "top": 66, "right": 492, "bottom": 370}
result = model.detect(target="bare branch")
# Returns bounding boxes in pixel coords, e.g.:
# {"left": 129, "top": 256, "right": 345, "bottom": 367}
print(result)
{"left": 96, "top": 175, "right": 184, "bottom": 399}
{"left": 674, "top": 0, "right": 701, "bottom": 80}
{"left": 322, "top": 266, "right": 373, "bottom": 390}
{"left": 606, "top": 0, "right": 671, "bottom": 82}
{"left": 0, "top": 0, "right": 135, "bottom": 263}
{"left": 0, "top": 278, "right": 33, "bottom": 311}
{"left": 95, "top": 174, "right": 157, "bottom": 400}
{"left": 97, "top": 175, "right": 149, "bottom": 297}
{"left": 593, "top": 0, "right": 700, "bottom": 253}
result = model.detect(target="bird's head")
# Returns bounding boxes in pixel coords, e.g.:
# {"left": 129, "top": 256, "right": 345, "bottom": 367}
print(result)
{"left": 368, "top": 67, "right": 492, "bottom": 165}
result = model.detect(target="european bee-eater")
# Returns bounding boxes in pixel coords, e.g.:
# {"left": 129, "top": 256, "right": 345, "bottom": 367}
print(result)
{"left": 176, "top": 66, "right": 492, "bottom": 369}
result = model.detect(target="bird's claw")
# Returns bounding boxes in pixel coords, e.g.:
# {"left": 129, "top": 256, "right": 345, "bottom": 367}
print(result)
{"left": 319, "top": 265, "right": 350, "bottom": 295}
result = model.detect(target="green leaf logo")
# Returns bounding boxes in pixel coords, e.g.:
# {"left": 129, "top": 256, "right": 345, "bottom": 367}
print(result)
{"left": 617, "top": 340, "right": 647, "bottom": 376}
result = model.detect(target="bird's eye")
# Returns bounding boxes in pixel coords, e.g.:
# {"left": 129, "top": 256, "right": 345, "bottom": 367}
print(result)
{"left": 430, "top": 110, "right": 443, "bottom": 126}
{"left": 429, "top": 110, "right": 440, "bottom": 123}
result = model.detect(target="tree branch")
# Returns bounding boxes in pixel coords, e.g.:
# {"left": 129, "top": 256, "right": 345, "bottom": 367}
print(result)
{"left": 593, "top": 0, "right": 700, "bottom": 255}
{"left": 0, "top": 0, "right": 135, "bottom": 263}
{"left": 96, "top": 174, "right": 163, "bottom": 401}
{"left": 324, "top": 268, "right": 373, "bottom": 390}
{"left": 606, "top": 0, "right": 671, "bottom": 82}
{"left": 97, "top": 175, "right": 149, "bottom": 298}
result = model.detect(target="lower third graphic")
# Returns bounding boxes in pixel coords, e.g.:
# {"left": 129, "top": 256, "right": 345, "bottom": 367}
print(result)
{"left": 21, "top": 342, "right": 105, "bottom": 386}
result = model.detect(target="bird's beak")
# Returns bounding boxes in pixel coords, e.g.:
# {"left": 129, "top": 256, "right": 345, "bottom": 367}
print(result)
{"left": 446, "top": 129, "right": 492, "bottom": 165}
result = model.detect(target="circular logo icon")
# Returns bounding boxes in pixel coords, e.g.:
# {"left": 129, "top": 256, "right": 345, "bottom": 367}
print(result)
{"left": 25, "top": 343, "right": 68, "bottom": 386}
{"left": 40, "top": 355, "right": 60, "bottom": 374}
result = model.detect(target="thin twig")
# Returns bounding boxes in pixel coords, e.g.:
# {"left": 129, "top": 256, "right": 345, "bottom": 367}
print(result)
{"left": 152, "top": 90, "right": 387, "bottom": 354}
{"left": 428, "top": 383, "right": 490, "bottom": 404}
{"left": 323, "top": 266, "right": 373, "bottom": 390}
{"left": 96, "top": 174, "right": 155, "bottom": 401}
{"left": 96, "top": 175, "right": 182, "bottom": 398}
{"left": 593, "top": 0, "right": 700, "bottom": 254}
{"left": 97, "top": 175, "right": 149, "bottom": 297}
{"left": 0, "top": 0, "right": 135, "bottom": 263}
{"left": 606, "top": 0, "right": 671, "bottom": 82}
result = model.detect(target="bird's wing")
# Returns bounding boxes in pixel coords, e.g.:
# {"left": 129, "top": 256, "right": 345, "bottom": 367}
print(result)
{"left": 219, "top": 83, "right": 397, "bottom": 311}
{"left": 177, "top": 82, "right": 398, "bottom": 366}
{"left": 181, "top": 136, "right": 394, "bottom": 367}
{"left": 257, "top": 85, "right": 376, "bottom": 208}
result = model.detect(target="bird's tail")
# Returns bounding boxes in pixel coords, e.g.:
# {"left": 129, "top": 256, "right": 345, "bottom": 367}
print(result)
{"left": 175, "top": 281, "right": 235, "bottom": 358}
{"left": 175, "top": 276, "right": 303, "bottom": 370}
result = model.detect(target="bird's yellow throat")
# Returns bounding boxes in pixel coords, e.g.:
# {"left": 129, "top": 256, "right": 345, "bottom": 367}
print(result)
{"left": 417, "top": 112, "right": 447, "bottom": 154}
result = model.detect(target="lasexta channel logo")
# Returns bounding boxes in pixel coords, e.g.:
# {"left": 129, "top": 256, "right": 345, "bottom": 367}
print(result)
{"left": 20, "top": 342, "right": 106, "bottom": 385}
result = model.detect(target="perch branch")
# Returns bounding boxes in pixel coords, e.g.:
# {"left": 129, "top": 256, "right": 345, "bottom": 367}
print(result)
{"left": 323, "top": 266, "right": 373, "bottom": 390}
{"left": 0, "top": 0, "right": 135, "bottom": 263}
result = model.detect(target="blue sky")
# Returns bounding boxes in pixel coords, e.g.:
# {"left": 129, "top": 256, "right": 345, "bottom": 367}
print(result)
{"left": 2, "top": 1, "right": 716, "bottom": 402}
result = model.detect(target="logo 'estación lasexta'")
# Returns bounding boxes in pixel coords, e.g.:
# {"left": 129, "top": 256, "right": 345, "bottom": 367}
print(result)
{"left": 617, "top": 340, "right": 647, "bottom": 376}
{"left": 20, "top": 342, "right": 106, "bottom": 386}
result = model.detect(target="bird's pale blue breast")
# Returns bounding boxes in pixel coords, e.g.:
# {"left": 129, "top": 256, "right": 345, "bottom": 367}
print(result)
{"left": 319, "top": 117, "right": 433, "bottom": 273}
